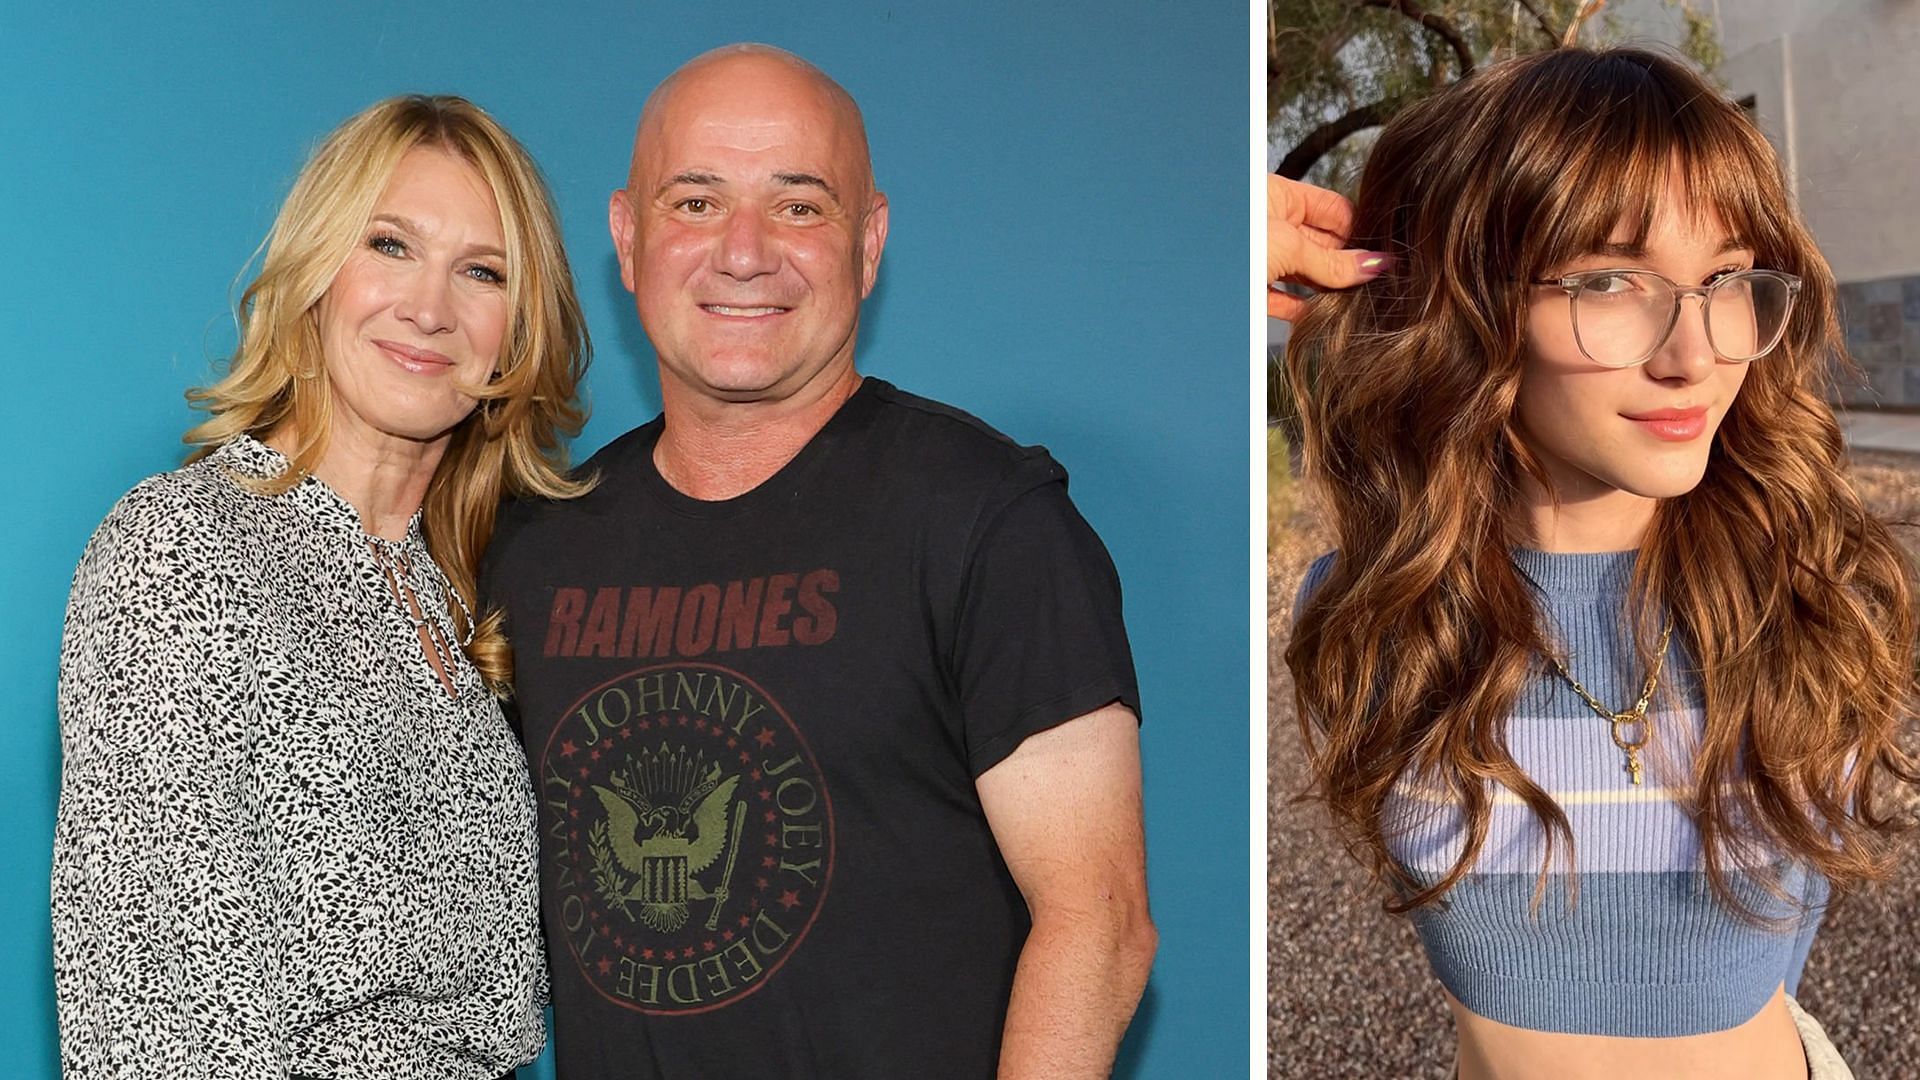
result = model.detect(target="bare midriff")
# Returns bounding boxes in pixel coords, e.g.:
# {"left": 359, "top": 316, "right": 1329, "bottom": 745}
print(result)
{"left": 1448, "top": 984, "right": 1807, "bottom": 1080}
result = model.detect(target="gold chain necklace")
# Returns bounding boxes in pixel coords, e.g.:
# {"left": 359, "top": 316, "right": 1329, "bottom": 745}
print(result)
{"left": 1545, "top": 622, "right": 1673, "bottom": 786}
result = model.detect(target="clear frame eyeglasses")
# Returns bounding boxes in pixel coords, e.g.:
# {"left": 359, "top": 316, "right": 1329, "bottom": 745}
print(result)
{"left": 1531, "top": 268, "right": 1804, "bottom": 369}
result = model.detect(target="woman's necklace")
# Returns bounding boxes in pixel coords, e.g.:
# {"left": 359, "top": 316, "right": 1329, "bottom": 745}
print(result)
{"left": 1545, "top": 622, "right": 1673, "bottom": 785}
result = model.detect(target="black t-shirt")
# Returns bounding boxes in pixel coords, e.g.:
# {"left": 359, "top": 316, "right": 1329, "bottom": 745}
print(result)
{"left": 482, "top": 378, "right": 1139, "bottom": 1079}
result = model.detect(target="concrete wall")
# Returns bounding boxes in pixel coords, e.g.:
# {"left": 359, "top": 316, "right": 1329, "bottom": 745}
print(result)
{"left": 1617, "top": 0, "right": 1920, "bottom": 404}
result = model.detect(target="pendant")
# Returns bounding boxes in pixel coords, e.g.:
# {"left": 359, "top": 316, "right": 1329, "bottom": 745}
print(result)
{"left": 1610, "top": 711, "right": 1650, "bottom": 786}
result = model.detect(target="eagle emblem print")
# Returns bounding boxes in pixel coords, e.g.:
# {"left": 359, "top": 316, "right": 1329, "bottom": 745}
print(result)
{"left": 589, "top": 745, "right": 745, "bottom": 933}
{"left": 543, "top": 663, "right": 834, "bottom": 1014}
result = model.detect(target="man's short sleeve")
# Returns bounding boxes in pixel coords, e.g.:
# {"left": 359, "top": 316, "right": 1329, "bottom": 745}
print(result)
{"left": 950, "top": 453, "right": 1139, "bottom": 777}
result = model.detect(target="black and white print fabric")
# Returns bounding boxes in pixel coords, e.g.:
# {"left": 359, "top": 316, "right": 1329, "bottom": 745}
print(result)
{"left": 53, "top": 436, "right": 544, "bottom": 1079}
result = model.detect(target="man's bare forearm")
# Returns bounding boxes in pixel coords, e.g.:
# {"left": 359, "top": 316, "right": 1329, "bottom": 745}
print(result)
{"left": 995, "top": 904, "right": 1158, "bottom": 1078}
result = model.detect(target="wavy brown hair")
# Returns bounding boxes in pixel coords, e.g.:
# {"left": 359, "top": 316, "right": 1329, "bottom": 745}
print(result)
{"left": 184, "top": 95, "right": 593, "bottom": 693}
{"left": 1285, "top": 47, "right": 1918, "bottom": 917}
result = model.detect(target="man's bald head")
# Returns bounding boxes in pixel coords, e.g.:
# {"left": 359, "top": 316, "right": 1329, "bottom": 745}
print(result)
{"left": 628, "top": 44, "right": 874, "bottom": 202}
{"left": 607, "top": 43, "right": 891, "bottom": 416}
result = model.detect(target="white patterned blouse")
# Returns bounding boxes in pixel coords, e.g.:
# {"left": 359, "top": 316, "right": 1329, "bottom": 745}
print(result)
{"left": 52, "top": 436, "right": 545, "bottom": 1078}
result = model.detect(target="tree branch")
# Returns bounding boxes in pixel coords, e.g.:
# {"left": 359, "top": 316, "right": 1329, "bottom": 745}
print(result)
{"left": 1513, "top": 0, "right": 1561, "bottom": 44}
{"left": 1358, "top": 0, "right": 1475, "bottom": 77}
{"left": 1274, "top": 94, "right": 1411, "bottom": 180}
{"left": 1563, "top": 0, "right": 1608, "bottom": 47}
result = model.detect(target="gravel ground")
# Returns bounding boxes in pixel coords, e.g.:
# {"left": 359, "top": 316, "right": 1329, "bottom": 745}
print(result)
{"left": 1265, "top": 449, "right": 1920, "bottom": 1078}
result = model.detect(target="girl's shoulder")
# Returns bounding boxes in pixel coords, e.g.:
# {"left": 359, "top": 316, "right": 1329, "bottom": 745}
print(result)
{"left": 1292, "top": 549, "right": 1339, "bottom": 622}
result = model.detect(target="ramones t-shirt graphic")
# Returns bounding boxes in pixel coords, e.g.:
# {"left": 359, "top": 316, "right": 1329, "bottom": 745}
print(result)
{"left": 484, "top": 379, "right": 1139, "bottom": 1080}
{"left": 541, "top": 662, "right": 832, "bottom": 1016}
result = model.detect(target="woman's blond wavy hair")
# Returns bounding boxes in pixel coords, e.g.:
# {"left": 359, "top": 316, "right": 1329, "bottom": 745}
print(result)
{"left": 184, "top": 94, "right": 593, "bottom": 694}
{"left": 1285, "top": 47, "right": 1919, "bottom": 918}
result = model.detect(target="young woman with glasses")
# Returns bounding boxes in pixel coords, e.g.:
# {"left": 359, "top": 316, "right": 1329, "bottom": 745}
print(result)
{"left": 1279, "top": 47, "right": 1913, "bottom": 1080}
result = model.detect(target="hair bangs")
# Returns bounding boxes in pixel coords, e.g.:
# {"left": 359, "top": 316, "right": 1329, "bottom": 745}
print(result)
{"left": 1519, "top": 53, "right": 1784, "bottom": 283}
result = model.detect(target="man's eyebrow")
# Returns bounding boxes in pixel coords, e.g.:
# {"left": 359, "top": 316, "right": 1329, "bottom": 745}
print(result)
{"left": 657, "top": 170, "right": 724, "bottom": 194}
{"left": 653, "top": 170, "right": 841, "bottom": 201}
{"left": 773, "top": 172, "right": 838, "bottom": 200}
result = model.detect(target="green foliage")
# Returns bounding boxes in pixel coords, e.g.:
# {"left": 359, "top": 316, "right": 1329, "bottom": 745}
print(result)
{"left": 1268, "top": 0, "right": 1723, "bottom": 191}
{"left": 1679, "top": 6, "right": 1724, "bottom": 73}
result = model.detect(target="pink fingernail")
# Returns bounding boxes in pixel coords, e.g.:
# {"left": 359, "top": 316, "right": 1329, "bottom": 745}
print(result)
{"left": 1357, "top": 252, "right": 1392, "bottom": 277}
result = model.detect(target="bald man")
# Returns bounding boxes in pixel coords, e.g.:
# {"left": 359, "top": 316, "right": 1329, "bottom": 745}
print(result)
{"left": 484, "top": 45, "right": 1155, "bottom": 1079}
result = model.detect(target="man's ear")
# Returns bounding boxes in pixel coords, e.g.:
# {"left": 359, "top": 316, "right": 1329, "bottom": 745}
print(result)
{"left": 609, "top": 189, "right": 638, "bottom": 293}
{"left": 858, "top": 191, "right": 889, "bottom": 300}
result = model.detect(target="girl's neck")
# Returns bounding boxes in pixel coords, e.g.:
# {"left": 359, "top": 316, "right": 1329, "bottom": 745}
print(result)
{"left": 1517, "top": 471, "right": 1655, "bottom": 554}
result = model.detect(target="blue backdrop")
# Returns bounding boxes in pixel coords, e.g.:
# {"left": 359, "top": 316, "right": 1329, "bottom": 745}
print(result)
{"left": 1, "top": 3, "right": 1247, "bottom": 1076}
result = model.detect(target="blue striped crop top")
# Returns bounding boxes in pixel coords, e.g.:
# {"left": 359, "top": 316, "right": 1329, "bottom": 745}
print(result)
{"left": 1294, "top": 548, "right": 1827, "bottom": 1037}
